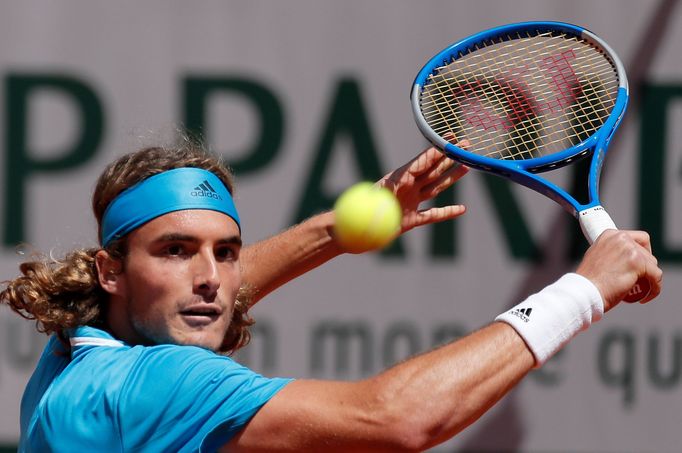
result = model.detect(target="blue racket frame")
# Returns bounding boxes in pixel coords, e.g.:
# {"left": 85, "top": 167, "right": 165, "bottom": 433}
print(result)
{"left": 411, "top": 21, "right": 629, "bottom": 218}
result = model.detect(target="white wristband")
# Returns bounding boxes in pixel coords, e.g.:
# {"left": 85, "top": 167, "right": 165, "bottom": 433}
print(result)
{"left": 495, "top": 273, "right": 604, "bottom": 367}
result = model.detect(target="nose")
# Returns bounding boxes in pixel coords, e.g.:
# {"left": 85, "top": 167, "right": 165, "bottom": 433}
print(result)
{"left": 192, "top": 249, "right": 220, "bottom": 295}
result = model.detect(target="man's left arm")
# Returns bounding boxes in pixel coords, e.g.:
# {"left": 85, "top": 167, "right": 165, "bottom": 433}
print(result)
{"left": 240, "top": 147, "right": 469, "bottom": 305}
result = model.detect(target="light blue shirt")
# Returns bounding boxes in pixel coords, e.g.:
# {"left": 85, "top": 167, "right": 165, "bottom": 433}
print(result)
{"left": 19, "top": 326, "right": 292, "bottom": 452}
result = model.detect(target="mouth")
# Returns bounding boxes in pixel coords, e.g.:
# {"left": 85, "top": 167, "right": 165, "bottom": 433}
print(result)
{"left": 179, "top": 304, "right": 223, "bottom": 326}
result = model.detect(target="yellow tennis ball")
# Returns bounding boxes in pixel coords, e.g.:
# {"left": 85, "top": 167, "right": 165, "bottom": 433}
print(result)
{"left": 333, "top": 182, "right": 402, "bottom": 253}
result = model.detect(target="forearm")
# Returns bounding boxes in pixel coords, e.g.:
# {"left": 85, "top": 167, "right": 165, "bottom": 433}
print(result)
{"left": 366, "top": 322, "right": 533, "bottom": 450}
{"left": 240, "top": 211, "right": 342, "bottom": 305}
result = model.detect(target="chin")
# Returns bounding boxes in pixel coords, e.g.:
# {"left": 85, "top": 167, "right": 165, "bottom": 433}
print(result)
{"left": 181, "top": 332, "right": 224, "bottom": 351}
{"left": 147, "top": 329, "right": 222, "bottom": 352}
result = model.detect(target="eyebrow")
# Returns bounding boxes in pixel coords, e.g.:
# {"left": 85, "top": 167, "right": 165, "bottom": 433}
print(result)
{"left": 153, "top": 233, "right": 242, "bottom": 247}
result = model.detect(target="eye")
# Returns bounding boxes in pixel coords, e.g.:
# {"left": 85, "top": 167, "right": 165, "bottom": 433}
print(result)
{"left": 165, "top": 244, "right": 186, "bottom": 256}
{"left": 215, "top": 246, "right": 238, "bottom": 262}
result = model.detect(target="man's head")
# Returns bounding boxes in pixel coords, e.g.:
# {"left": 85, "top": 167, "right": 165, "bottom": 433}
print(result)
{"left": 93, "top": 141, "right": 253, "bottom": 353}
{"left": 1, "top": 139, "right": 252, "bottom": 353}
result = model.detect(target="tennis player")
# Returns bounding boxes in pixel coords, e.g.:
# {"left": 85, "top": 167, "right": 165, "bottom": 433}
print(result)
{"left": 2, "top": 139, "right": 662, "bottom": 452}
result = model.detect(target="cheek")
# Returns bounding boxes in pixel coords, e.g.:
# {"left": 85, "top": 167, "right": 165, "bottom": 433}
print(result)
{"left": 124, "top": 262, "right": 184, "bottom": 309}
{"left": 221, "top": 266, "right": 242, "bottom": 295}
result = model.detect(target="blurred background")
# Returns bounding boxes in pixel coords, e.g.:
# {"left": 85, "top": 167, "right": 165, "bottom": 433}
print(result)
{"left": 0, "top": 1, "right": 680, "bottom": 451}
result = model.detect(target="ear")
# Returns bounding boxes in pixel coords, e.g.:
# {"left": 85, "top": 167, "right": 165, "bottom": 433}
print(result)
{"left": 95, "top": 250, "right": 125, "bottom": 297}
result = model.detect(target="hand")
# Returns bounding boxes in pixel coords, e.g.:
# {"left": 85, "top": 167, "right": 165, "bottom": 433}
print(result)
{"left": 377, "top": 146, "right": 469, "bottom": 234}
{"left": 576, "top": 230, "right": 663, "bottom": 311}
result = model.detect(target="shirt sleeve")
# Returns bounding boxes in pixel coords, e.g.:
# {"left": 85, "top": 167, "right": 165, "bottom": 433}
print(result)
{"left": 117, "top": 345, "right": 292, "bottom": 452}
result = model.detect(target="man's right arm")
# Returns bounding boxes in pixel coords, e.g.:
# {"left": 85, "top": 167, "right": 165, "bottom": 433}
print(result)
{"left": 228, "top": 321, "right": 532, "bottom": 453}
{"left": 224, "top": 230, "right": 662, "bottom": 452}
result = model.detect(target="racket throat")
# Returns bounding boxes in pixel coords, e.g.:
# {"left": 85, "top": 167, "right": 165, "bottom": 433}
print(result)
{"left": 578, "top": 206, "right": 617, "bottom": 244}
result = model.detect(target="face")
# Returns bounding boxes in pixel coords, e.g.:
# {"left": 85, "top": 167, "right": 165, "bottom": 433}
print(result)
{"left": 104, "top": 209, "right": 242, "bottom": 351}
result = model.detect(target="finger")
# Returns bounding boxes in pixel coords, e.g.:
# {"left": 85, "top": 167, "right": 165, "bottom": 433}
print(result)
{"left": 415, "top": 154, "right": 456, "bottom": 185}
{"left": 647, "top": 270, "right": 663, "bottom": 302}
{"left": 443, "top": 132, "right": 470, "bottom": 149}
{"left": 630, "top": 247, "right": 661, "bottom": 304}
{"left": 379, "top": 174, "right": 407, "bottom": 194}
{"left": 420, "top": 164, "right": 469, "bottom": 199}
{"left": 624, "top": 234, "right": 658, "bottom": 303}
{"left": 634, "top": 231, "right": 652, "bottom": 253}
{"left": 641, "top": 260, "right": 663, "bottom": 303}
{"left": 384, "top": 148, "right": 445, "bottom": 193}
{"left": 406, "top": 147, "right": 447, "bottom": 177}
{"left": 379, "top": 149, "right": 433, "bottom": 189}
{"left": 405, "top": 205, "right": 467, "bottom": 229}
{"left": 626, "top": 230, "right": 653, "bottom": 253}
{"left": 380, "top": 166, "right": 415, "bottom": 192}
{"left": 626, "top": 231, "right": 659, "bottom": 303}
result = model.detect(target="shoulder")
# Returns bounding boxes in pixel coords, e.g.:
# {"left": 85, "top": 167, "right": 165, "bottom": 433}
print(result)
{"left": 31, "top": 333, "right": 291, "bottom": 451}
{"left": 123, "top": 344, "right": 290, "bottom": 403}
{"left": 117, "top": 344, "right": 292, "bottom": 450}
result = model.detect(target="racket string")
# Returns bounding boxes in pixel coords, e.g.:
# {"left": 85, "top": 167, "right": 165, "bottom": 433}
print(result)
{"left": 420, "top": 31, "right": 619, "bottom": 161}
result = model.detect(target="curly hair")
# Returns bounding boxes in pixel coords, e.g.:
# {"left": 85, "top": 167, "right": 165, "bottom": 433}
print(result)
{"left": 1, "top": 138, "right": 254, "bottom": 354}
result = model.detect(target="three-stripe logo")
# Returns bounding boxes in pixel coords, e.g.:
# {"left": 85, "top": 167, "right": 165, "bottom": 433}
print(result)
{"left": 190, "top": 180, "right": 222, "bottom": 200}
{"left": 510, "top": 307, "right": 532, "bottom": 323}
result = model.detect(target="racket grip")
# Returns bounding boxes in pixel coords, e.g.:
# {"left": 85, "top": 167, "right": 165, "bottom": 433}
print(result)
{"left": 578, "top": 206, "right": 616, "bottom": 245}
{"left": 578, "top": 206, "right": 649, "bottom": 303}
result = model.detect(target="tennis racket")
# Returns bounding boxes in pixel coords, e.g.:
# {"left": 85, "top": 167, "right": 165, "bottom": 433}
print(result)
{"left": 411, "top": 21, "right": 648, "bottom": 302}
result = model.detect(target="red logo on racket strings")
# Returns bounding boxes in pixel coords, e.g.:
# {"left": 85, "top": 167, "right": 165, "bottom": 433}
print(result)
{"left": 452, "top": 79, "right": 535, "bottom": 132}
{"left": 453, "top": 50, "right": 583, "bottom": 132}
{"left": 539, "top": 50, "right": 583, "bottom": 113}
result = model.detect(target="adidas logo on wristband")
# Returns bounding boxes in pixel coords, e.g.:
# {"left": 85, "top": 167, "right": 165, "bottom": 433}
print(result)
{"left": 510, "top": 307, "right": 532, "bottom": 323}
{"left": 495, "top": 274, "right": 603, "bottom": 367}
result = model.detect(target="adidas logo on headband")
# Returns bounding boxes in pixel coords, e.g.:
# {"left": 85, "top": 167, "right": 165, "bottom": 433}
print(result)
{"left": 191, "top": 180, "right": 223, "bottom": 200}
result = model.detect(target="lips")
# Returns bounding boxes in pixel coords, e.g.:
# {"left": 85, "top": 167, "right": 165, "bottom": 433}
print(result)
{"left": 179, "top": 303, "right": 223, "bottom": 326}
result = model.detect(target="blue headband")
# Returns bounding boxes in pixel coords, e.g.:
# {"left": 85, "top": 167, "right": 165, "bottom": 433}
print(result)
{"left": 100, "top": 167, "right": 240, "bottom": 247}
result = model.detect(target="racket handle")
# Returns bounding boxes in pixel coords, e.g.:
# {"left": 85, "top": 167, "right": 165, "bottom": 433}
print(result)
{"left": 578, "top": 206, "right": 650, "bottom": 303}
{"left": 578, "top": 206, "right": 616, "bottom": 244}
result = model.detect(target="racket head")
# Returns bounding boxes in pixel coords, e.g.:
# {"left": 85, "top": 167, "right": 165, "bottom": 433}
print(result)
{"left": 411, "top": 21, "right": 628, "bottom": 212}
